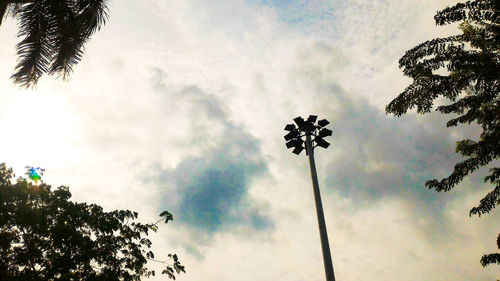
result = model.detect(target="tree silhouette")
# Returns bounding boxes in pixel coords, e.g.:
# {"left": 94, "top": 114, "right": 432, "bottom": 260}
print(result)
{"left": 0, "top": 0, "right": 109, "bottom": 87}
{"left": 0, "top": 163, "right": 185, "bottom": 280}
{"left": 386, "top": 0, "right": 499, "bottom": 267}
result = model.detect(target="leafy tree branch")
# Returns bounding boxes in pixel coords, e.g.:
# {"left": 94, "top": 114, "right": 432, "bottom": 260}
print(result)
{"left": 386, "top": 0, "right": 499, "bottom": 268}
{"left": 0, "top": 163, "right": 186, "bottom": 280}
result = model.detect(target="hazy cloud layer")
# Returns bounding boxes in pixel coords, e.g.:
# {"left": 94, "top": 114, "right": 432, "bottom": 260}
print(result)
{"left": 0, "top": 0, "right": 498, "bottom": 280}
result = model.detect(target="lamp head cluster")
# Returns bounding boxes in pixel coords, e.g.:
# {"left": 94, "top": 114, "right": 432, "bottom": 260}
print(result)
{"left": 284, "top": 115, "right": 333, "bottom": 155}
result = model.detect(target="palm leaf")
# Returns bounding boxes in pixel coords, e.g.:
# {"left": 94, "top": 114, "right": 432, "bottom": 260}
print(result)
{"left": 46, "top": 0, "right": 85, "bottom": 77}
{"left": 0, "top": 1, "right": 8, "bottom": 26}
{"left": 11, "top": 1, "right": 54, "bottom": 87}
{"left": 77, "top": 0, "right": 109, "bottom": 36}
{"left": 6, "top": 0, "right": 109, "bottom": 87}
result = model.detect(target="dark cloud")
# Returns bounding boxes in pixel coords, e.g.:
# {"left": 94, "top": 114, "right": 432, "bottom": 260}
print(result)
{"left": 169, "top": 125, "right": 269, "bottom": 234}
{"left": 321, "top": 82, "right": 465, "bottom": 206}
{"left": 309, "top": 82, "right": 486, "bottom": 240}
{"left": 146, "top": 72, "right": 273, "bottom": 245}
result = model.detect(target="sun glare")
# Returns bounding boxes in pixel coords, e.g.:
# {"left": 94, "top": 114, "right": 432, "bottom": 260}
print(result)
{"left": 1, "top": 91, "right": 80, "bottom": 177}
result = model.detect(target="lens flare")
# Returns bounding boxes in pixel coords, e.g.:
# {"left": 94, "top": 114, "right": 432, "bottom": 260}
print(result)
{"left": 25, "top": 166, "right": 45, "bottom": 185}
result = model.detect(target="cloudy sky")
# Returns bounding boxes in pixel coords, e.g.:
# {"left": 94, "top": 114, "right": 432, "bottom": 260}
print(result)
{"left": 0, "top": 0, "right": 499, "bottom": 280}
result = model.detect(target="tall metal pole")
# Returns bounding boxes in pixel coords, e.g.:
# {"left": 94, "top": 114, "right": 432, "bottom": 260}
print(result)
{"left": 284, "top": 115, "right": 336, "bottom": 281}
{"left": 305, "top": 134, "right": 336, "bottom": 281}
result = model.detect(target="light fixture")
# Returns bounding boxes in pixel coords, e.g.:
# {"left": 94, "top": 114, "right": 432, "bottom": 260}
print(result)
{"left": 318, "top": 119, "right": 330, "bottom": 127}
{"left": 318, "top": 128, "right": 333, "bottom": 138}
{"left": 315, "top": 137, "right": 330, "bottom": 148}
{"left": 283, "top": 115, "right": 336, "bottom": 281}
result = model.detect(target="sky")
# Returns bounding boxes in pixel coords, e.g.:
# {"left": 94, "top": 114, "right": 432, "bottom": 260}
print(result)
{"left": 0, "top": 0, "right": 499, "bottom": 280}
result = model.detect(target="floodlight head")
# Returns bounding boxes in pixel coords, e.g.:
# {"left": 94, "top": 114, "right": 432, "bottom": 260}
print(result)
{"left": 318, "top": 119, "right": 330, "bottom": 127}
{"left": 286, "top": 139, "right": 298, "bottom": 149}
{"left": 315, "top": 137, "right": 330, "bottom": 149}
{"left": 294, "top": 116, "right": 306, "bottom": 128}
{"left": 284, "top": 130, "right": 299, "bottom": 141}
{"left": 304, "top": 121, "right": 316, "bottom": 133}
{"left": 318, "top": 128, "right": 333, "bottom": 138}
{"left": 307, "top": 115, "right": 318, "bottom": 123}
{"left": 296, "top": 138, "right": 304, "bottom": 147}
{"left": 284, "top": 124, "right": 296, "bottom": 131}
{"left": 292, "top": 146, "right": 304, "bottom": 155}
{"left": 284, "top": 115, "right": 332, "bottom": 155}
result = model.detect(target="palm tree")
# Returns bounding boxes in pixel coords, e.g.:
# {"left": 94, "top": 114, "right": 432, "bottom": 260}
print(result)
{"left": 0, "top": 0, "right": 109, "bottom": 88}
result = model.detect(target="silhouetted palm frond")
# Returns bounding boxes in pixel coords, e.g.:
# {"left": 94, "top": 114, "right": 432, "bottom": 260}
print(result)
{"left": 12, "top": 1, "right": 53, "bottom": 86}
{"left": 0, "top": 1, "right": 8, "bottom": 26}
{"left": 2, "top": 0, "right": 109, "bottom": 88}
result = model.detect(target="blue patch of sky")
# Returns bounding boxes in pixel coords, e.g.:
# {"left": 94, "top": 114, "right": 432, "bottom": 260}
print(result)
{"left": 247, "top": 0, "right": 344, "bottom": 39}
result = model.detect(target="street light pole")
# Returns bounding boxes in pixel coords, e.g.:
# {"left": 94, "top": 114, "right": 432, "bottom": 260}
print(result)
{"left": 305, "top": 134, "right": 336, "bottom": 281}
{"left": 284, "top": 115, "right": 336, "bottom": 281}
